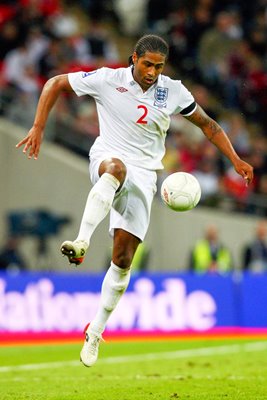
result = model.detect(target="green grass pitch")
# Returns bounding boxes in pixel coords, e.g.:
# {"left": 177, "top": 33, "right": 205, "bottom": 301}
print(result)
{"left": 0, "top": 337, "right": 267, "bottom": 400}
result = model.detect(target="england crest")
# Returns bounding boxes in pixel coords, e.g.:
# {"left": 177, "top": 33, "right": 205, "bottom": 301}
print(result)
{"left": 154, "top": 87, "right": 168, "bottom": 107}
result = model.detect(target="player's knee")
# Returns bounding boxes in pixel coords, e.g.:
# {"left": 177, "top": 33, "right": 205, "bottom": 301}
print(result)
{"left": 113, "top": 254, "right": 132, "bottom": 269}
{"left": 99, "top": 158, "right": 127, "bottom": 184}
{"left": 107, "top": 161, "right": 126, "bottom": 183}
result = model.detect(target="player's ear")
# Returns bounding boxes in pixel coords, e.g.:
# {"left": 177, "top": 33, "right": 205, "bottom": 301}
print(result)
{"left": 128, "top": 54, "right": 134, "bottom": 65}
{"left": 132, "top": 52, "right": 137, "bottom": 65}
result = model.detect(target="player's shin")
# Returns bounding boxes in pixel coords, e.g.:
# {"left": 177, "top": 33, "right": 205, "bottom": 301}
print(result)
{"left": 89, "top": 262, "right": 131, "bottom": 335}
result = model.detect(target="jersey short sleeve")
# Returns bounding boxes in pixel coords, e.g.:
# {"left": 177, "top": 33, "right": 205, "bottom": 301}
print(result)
{"left": 68, "top": 69, "right": 105, "bottom": 98}
{"left": 175, "top": 83, "right": 197, "bottom": 116}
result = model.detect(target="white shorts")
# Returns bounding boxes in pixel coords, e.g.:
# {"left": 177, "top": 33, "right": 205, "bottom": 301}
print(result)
{"left": 89, "top": 154, "right": 157, "bottom": 241}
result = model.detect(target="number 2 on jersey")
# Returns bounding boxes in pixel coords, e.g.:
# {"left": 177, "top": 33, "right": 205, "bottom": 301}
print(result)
{"left": 136, "top": 105, "right": 148, "bottom": 124}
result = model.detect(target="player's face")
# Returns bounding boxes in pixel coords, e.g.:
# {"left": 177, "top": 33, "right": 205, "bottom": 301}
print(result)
{"left": 132, "top": 51, "right": 166, "bottom": 91}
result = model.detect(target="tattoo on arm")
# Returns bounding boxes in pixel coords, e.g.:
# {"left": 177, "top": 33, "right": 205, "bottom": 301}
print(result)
{"left": 205, "top": 119, "right": 222, "bottom": 141}
{"left": 185, "top": 105, "right": 222, "bottom": 141}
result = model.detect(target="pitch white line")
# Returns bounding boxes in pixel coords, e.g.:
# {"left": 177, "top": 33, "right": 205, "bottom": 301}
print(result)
{"left": 0, "top": 341, "right": 266, "bottom": 373}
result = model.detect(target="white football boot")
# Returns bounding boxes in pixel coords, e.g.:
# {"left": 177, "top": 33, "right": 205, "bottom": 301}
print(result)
{"left": 60, "top": 240, "right": 89, "bottom": 266}
{"left": 80, "top": 324, "right": 102, "bottom": 367}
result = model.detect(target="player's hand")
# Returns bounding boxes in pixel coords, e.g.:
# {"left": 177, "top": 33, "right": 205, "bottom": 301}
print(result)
{"left": 16, "top": 127, "right": 44, "bottom": 160}
{"left": 234, "top": 159, "right": 254, "bottom": 186}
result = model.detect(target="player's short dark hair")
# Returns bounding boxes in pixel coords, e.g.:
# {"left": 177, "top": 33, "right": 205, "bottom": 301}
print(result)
{"left": 128, "top": 34, "right": 169, "bottom": 65}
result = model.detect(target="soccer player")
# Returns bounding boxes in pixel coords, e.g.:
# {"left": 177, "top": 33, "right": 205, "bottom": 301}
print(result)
{"left": 16, "top": 34, "right": 253, "bottom": 367}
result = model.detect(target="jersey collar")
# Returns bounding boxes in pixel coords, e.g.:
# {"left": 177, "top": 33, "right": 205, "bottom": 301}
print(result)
{"left": 125, "top": 66, "right": 136, "bottom": 86}
{"left": 125, "top": 66, "right": 162, "bottom": 93}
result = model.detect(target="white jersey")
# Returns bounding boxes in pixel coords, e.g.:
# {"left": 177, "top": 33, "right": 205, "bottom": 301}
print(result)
{"left": 68, "top": 67, "right": 196, "bottom": 170}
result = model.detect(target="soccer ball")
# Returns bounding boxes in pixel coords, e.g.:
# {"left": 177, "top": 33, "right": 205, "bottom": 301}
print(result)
{"left": 160, "top": 172, "right": 201, "bottom": 212}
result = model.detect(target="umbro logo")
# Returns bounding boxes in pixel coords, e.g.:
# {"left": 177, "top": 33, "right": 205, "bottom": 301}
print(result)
{"left": 116, "top": 87, "right": 128, "bottom": 92}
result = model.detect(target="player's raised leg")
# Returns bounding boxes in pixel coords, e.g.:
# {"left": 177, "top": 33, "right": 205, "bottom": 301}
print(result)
{"left": 61, "top": 159, "right": 126, "bottom": 265}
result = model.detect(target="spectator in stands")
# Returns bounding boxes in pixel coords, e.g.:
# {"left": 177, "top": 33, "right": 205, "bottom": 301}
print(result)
{"left": 83, "top": 20, "right": 119, "bottom": 64}
{"left": 219, "top": 111, "right": 251, "bottom": 158}
{"left": 38, "top": 37, "right": 68, "bottom": 79}
{"left": 247, "top": 136, "right": 267, "bottom": 196}
{"left": 166, "top": 7, "right": 189, "bottom": 74}
{"left": 243, "top": 220, "right": 267, "bottom": 273}
{"left": 191, "top": 83, "right": 219, "bottom": 121}
{"left": 185, "top": 3, "right": 212, "bottom": 60}
{"left": 0, "top": 20, "right": 20, "bottom": 60}
{"left": 3, "top": 39, "right": 40, "bottom": 98}
{"left": 26, "top": 26, "right": 50, "bottom": 67}
{"left": 146, "top": 0, "right": 172, "bottom": 32}
{"left": 239, "top": 54, "right": 267, "bottom": 127}
{"left": 114, "top": 0, "right": 148, "bottom": 36}
{"left": 2, "top": 36, "right": 41, "bottom": 127}
{"left": 15, "top": 1, "right": 47, "bottom": 39}
{"left": 223, "top": 39, "right": 252, "bottom": 109}
{"left": 54, "top": 98, "right": 100, "bottom": 157}
{"left": 197, "top": 10, "right": 242, "bottom": 88}
{"left": 192, "top": 145, "right": 220, "bottom": 207}
{"left": 222, "top": 164, "right": 252, "bottom": 212}
{"left": 189, "top": 224, "right": 233, "bottom": 274}
{"left": 247, "top": 7, "right": 267, "bottom": 58}
{"left": 48, "top": 10, "right": 79, "bottom": 40}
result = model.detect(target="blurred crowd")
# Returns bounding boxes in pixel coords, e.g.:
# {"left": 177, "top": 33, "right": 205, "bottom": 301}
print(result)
{"left": 1, "top": 0, "right": 267, "bottom": 216}
{"left": 189, "top": 220, "right": 267, "bottom": 274}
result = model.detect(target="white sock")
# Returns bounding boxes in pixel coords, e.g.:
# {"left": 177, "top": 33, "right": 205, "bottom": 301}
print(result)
{"left": 76, "top": 173, "right": 120, "bottom": 243}
{"left": 89, "top": 262, "right": 131, "bottom": 335}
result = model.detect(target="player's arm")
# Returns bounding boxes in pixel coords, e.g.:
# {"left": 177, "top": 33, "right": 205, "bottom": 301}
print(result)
{"left": 185, "top": 104, "right": 254, "bottom": 185}
{"left": 16, "top": 74, "right": 73, "bottom": 160}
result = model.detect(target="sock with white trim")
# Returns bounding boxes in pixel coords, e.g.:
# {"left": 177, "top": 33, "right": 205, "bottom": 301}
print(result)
{"left": 89, "top": 262, "right": 131, "bottom": 335}
{"left": 76, "top": 173, "right": 120, "bottom": 243}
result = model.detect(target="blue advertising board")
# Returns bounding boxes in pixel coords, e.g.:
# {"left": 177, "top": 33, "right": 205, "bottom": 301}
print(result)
{"left": 240, "top": 274, "right": 267, "bottom": 327}
{"left": 0, "top": 272, "right": 266, "bottom": 332}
